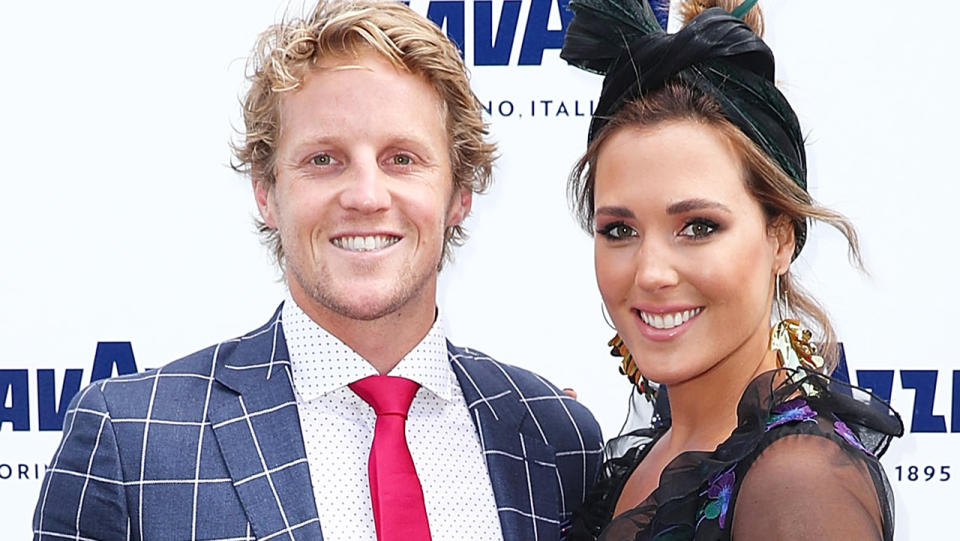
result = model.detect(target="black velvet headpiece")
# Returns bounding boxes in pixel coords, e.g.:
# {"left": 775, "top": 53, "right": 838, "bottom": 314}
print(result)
{"left": 561, "top": 0, "right": 808, "bottom": 255}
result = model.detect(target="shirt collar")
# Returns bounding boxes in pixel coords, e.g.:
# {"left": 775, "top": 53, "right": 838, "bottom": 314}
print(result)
{"left": 282, "top": 295, "right": 454, "bottom": 403}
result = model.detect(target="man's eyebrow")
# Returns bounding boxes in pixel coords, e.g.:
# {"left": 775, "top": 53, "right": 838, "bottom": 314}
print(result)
{"left": 291, "top": 133, "right": 430, "bottom": 149}
{"left": 387, "top": 135, "right": 432, "bottom": 149}
{"left": 667, "top": 199, "right": 732, "bottom": 215}
{"left": 283, "top": 135, "right": 339, "bottom": 156}
{"left": 595, "top": 206, "right": 636, "bottom": 219}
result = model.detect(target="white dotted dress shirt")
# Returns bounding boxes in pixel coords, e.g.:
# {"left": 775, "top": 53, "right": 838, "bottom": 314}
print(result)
{"left": 283, "top": 298, "right": 505, "bottom": 541}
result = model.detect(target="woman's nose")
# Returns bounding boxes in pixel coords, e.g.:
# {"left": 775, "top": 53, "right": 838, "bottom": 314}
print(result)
{"left": 632, "top": 240, "right": 680, "bottom": 292}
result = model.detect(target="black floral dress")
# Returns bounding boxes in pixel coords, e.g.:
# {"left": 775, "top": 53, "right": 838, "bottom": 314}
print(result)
{"left": 566, "top": 369, "right": 903, "bottom": 541}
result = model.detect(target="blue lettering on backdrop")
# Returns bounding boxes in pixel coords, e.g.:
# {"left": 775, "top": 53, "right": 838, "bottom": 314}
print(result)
{"left": 0, "top": 370, "right": 29, "bottom": 431}
{"left": 854, "top": 370, "right": 895, "bottom": 403}
{"left": 89, "top": 342, "right": 138, "bottom": 383}
{"left": 954, "top": 371, "right": 960, "bottom": 433}
{"left": 901, "top": 371, "right": 948, "bottom": 433}
{"left": 833, "top": 347, "right": 957, "bottom": 434}
{"left": 518, "top": 0, "right": 572, "bottom": 65}
{"left": 0, "top": 342, "right": 139, "bottom": 432}
{"left": 426, "top": 1, "right": 466, "bottom": 56}
{"left": 402, "top": 0, "right": 572, "bottom": 65}
{"left": 36, "top": 369, "right": 83, "bottom": 431}
{"left": 475, "top": 1, "right": 521, "bottom": 65}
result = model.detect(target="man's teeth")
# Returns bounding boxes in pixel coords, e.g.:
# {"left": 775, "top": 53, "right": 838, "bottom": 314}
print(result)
{"left": 332, "top": 235, "right": 399, "bottom": 252}
{"left": 638, "top": 307, "right": 702, "bottom": 330}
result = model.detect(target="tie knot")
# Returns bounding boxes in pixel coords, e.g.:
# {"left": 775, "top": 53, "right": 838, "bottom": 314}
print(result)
{"left": 349, "top": 375, "right": 420, "bottom": 418}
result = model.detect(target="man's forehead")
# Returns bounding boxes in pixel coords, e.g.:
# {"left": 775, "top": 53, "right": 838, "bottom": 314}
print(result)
{"left": 277, "top": 53, "right": 439, "bottom": 118}
{"left": 273, "top": 52, "right": 447, "bottom": 150}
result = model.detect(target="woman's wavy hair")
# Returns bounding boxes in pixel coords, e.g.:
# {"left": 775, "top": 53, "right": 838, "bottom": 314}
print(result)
{"left": 231, "top": 0, "right": 496, "bottom": 268}
{"left": 569, "top": 1, "right": 862, "bottom": 371}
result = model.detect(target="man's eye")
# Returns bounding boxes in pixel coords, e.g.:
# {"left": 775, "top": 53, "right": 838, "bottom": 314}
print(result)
{"left": 392, "top": 154, "right": 412, "bottom": 166}
{"left": 311, "top": 154, "right": 332, "bottom": 166}
{"left": 679, "top": 219, "right": 718, "bottom": 239}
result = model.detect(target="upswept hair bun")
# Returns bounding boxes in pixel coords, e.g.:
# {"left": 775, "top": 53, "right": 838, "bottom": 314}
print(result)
{"left": 679, "top": 0, "right": 764, "bottom": 36}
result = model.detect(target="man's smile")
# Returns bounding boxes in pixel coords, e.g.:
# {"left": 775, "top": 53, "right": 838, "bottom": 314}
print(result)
{"left": 331, "top": 234, "right": 402, "bottom": 252}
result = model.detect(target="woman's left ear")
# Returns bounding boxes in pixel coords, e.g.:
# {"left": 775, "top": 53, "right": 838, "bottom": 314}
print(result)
{"left": 771, "top": 216, "right": 796, "bottom": 272}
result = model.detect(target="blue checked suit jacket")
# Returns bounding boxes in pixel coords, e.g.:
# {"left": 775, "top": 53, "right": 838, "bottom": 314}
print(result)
{"left": 33, "top": 306, "right": 603, "bottom": 541}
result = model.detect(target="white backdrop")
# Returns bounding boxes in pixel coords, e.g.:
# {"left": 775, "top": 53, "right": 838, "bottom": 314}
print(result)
{"left": 1, "top": 1, "right": 955, "bottom": 539}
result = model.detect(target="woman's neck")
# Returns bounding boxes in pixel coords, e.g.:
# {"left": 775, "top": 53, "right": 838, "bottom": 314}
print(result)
{"left": 661, "top": 333, "right": 780, "bottom": 454}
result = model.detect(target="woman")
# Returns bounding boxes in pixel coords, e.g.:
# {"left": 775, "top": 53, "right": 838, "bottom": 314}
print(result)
{"left": 560, "top": 0, "right": 903, "bottom": 539}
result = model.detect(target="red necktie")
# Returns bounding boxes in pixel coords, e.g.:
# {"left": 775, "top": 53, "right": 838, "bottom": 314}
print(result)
{"left": 349, "top": 375, "right": 432, "bottom": 541}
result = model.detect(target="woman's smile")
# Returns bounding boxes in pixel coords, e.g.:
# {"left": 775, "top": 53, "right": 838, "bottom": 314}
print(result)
{"left": 632, "top": 305, "right": 704, "bottom": 341}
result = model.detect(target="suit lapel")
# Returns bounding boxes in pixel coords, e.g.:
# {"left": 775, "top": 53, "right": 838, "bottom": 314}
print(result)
{"left": 208, "top": 308, "right": 323, "bottom": 541}
{"left": 450, "top": 343, "right": 560, "bottom": 541}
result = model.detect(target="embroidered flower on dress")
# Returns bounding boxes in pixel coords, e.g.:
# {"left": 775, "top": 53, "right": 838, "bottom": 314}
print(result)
{"left": 834, "top": 419, "right": 874, "bottom": 456}
{"left": 697, "top": 467, "right": 736, "bottom": 529}
{"left": 765, "top": 397, "right": 817, "bottom": 431}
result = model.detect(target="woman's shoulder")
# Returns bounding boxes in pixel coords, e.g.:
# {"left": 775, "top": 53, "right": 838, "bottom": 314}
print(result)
{"left": 732, "top": 430, "right": 886, "bottom": 539}
{"left": 716, "top": 370, "right": 903, "bottom": 540}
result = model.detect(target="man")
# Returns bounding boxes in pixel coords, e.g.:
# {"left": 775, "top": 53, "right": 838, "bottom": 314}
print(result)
{"left": 32, "top": 2, "right": 602, "bottom": 540}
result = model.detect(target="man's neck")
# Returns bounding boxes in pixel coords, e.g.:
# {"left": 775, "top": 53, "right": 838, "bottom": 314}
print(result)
{"left": 288, "top": 288, "right": 438, "bottom": 375}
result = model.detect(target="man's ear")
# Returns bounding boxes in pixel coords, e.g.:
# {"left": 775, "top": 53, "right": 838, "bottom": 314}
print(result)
{"left": 446, "top": 186, "right": 472, "bottom": 227}
{"left": 771, "top": 215, "right": 796, "bottom": 273}
{"left": 253, "top": 177, "right": 276, "bottom": 229}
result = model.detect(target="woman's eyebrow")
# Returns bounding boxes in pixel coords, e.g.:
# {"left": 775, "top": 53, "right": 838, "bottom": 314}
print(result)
{"left": 667, "top": 198, "right": 732, "bottom": 215}
{"left": 595, "top": 206, "right": 636, "bottom": 219}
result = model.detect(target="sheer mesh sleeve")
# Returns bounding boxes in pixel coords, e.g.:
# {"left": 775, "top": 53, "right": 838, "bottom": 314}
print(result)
{"left": 731, "top": 433, "right": 885, "bottom": 540}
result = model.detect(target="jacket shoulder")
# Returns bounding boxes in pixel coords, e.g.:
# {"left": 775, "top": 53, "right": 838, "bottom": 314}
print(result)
{"left": 449, "top": 342, "right": 573, "bottom": 397}
{"left": 87, "top": 342, "right": 219, "bottom": 419}
{"left": 447, "top": 341, "right": 603, "bottom": 443}
{"left": 448, "top": 341, "right": 605, "bottom": 510}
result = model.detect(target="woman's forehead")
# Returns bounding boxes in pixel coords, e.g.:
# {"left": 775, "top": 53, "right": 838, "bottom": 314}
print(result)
{"left": 593, "top": 121, "right": 752, "bottom": 208}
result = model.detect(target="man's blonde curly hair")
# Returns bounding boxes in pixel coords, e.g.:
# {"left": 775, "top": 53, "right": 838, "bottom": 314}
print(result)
{"left": 232, "top": 0, "right": 496, "bottom": 267}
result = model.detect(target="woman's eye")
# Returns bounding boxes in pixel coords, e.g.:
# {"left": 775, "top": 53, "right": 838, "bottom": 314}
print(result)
{"left": 392, "top": 154, "right": 413, "bottom": 166}
{"left": 597, "top": 222, "right": 637, "bottom": 240}
{"left": 311, "top": 154, "right": 333, "bottom": 166}
{"left": 679, "top": 219, "right": 718, "bottom": 239}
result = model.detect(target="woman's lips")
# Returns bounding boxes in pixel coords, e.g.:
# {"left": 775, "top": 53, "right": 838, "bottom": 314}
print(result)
{"left": 632, "top": 306, "right": 703, "bottom": 341}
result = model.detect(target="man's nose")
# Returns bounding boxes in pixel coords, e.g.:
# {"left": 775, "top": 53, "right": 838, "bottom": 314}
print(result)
{"left": 632, "top": 239, "right": 680, "bottom": 292}
{"left": 339, "top": 161, "right": 391, "bottom": 212}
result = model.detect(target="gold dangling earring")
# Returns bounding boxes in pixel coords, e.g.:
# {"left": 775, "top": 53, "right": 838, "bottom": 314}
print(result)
{"left": 601, "top": 304, "right": 656, "bottom": 402}
{"left": 608, "top": 334, "right": 657, "bottom": 403}
{"left": 774, "top": 271, "right": 785, "bottom": 321}
{"left": 769, "top": 273, "right": 825, "bottom": 393}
